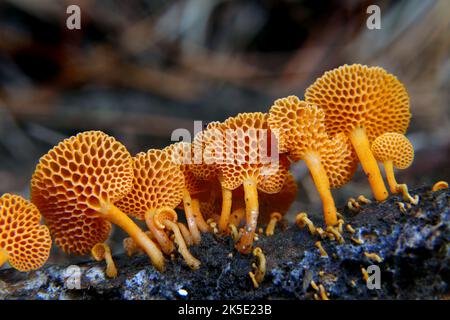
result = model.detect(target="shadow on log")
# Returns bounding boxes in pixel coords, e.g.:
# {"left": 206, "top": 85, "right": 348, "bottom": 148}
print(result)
{"left": 0, "top": 187, "right": 448, "bottom": 300}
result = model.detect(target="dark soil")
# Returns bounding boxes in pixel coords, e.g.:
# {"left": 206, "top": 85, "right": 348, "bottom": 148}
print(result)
{"left": 0, "top": 186, "right": 448, "bottom": 300}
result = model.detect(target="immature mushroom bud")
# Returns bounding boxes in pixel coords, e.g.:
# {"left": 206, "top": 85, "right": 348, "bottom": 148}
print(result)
{"left": 371, "top": 132, "right": 418, "bottom": 204}
{"left": 248, "top": 247, "right": 266, "bottom": 288}
{"left": 268, "top": 97, "right": 357, "bottom": 226}
{"left": 209, "top": 113, "right": 290, "bottom": 253}
{"left": 91, "top": 243, "right": 117, "bottom": 278}
{"left": 305, "top": 64, "right": 411, "bottom": 201}
{"left": 432, "top": 181, "right": 448, "bottom": 191}
{"left": 116, "top": 148, "right": 200, "bottom": 268}
{"left": 31, "top": 131, "right": 164, "bottom": 271}
{"left": 0, "top": 194, "right": 51, "bottom": 272}
{"left": 154, "top": 208, "right": 200, "bottom": 270}
{"left": 265, "top": 212, "right": 282, "bottom": 237}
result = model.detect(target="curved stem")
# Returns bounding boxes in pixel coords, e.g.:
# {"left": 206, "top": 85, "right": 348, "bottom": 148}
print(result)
{"left": 265, "top": 213, "right": 281, "bottom": 236}
{"left": 383, "top": 160, "right": 398, "bottom": 194}
{"left": 177, "top": 222, "right": 193, "bottom": 246}
{"left": 104, "top": 246, "right": 118, "bottom": 278}
{"left": 191, "top": 198, "right": 210, "bottom": 232}
{"left": 235, "top": 178, "right": 259, "bottom": 254}
{"left": 0, "top": 249, "right": 8, "bottom": 268}
{"left": 218, "top": 187, "right": 233, "bottom": 232}
{"left": 183, "top": 189, "right": 201, "bottom": 244}
{"left": 144, "top": 209, "right": 175, "bottom": 255}
{"left": 164, "top": 220, "right": 201, "bottom": 270}
{"left": 99, "top": 203, "right": 165, "bottom": 272}
{"left": 303, "top": 151, "right": 338, "bottom": 226}
{"left": 384, "top": 161, "right": 418, "bottom": 204}
{"left": 350, "top": 127, "right": 389, "bottom": 201}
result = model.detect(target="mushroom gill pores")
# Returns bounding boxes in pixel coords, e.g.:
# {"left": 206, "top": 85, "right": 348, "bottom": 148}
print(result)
{"left": 268, "top": 97, "right": 357, "bottom": 226}
{"left": 305, "top": 64, "right": 411, "bottom": 201}
{"left": 0, "top": 194, "right": 51, "bottom": 272}
{"left": 206, "top": 112, "right": 290, "bottom": 254}
{"left": 115, "top": 148, "right": 200, "bottom": 270}
{"left": 31, "top": 131, "right": 164, "bottom": 271}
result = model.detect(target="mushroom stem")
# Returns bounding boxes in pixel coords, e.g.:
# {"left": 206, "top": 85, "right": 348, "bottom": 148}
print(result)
{"left": 218, "top": 187, "right": 233, "bottom": 233}
{"left": 266, "top": 212, "right": 282, "bottom": 236}
{"left": 0, "top": 249, "right": 8, "bottom": 267}
{"left": 91, "top": 243, "right": 118, "bottom": 278}
{"left": 144, "top": 209, "right": 175, "bottom": 255}
{"left": 99, "top": 202, "right": 165, "bottom": 272}
{"left": 350, "top": 127, "right": 388, "bottom": 201}
{"left": 163, "top": 220, "right": 201, "bottom": 270}
{"left": 235, "top": 178, "right": 259, "bottom": 254}
{"left": 183, "top": 189, "right": 201, "bottom": 244}
{"left": 383, "top": 160, "right": 418, "bottom": 204}
{"left": 383, "top": 160, "right": 399, "bottom": 194}
{"left": 303, "top": 151, "right": 338, "bottom": 226}
{"left": 177, "top": 222, "right": 193, "bottom": 246}
{"left": 191, "top": 198, "right": 210, "bottom": 233}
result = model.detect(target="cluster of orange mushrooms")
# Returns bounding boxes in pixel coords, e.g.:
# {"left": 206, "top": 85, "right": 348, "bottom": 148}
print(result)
{"left": 1, "top": 64, "right": 435, "bottom": 276}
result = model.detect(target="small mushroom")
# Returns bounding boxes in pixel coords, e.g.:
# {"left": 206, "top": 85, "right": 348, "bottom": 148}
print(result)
{"left": 248, "top": 247, "right": 266, "bottom": 288}
{"left": 371, "top": 132, "right": 418, "bottom": 204}
{"left": 154, "top": 208, "right": 200, "bottom": 270}
{"left": 31, "top": 131, "right": 164, "bottom": 271}
{"left": 268, "top": 97, "right": 357, "bottom": 226}
{"left": 432, "top": 181, "right": 448, "bottom": 191}
{"left": 305, "top": 64, "right": 411, "bottom": 201}
{"left": 116, "top": 148, "right": 200, "bottom": 269}
{"left": 91, "top": 243, "right": 117, "bottom": 278}
{"left": 265, "top": 212, "right": 282, "bottom": 237}
{"left": 207, "top": 113, "right": 290, "bottom": 253}
{"left": 0, "top": 194, "right": 52, "bottom": 272}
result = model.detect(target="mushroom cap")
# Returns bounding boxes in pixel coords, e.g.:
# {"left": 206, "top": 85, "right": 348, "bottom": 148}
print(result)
{"left": 116, "top": 148, "right": 184, "bottom": 219}
{"left": 165, "top": 142, "right": 205, "bottom": 195}
{"left": 371, "top": 132, "right": 414, "bottom": 169}
{"left": 268, "top": 97, "right": 357, "bottom": 188}
{"left": 305, "top": 64, "right": 410, "bottom": 143}
{"left": 0, "top": 194, "right": 51, "bottom": 271}
{"left": 257, "top": 153, "right": 291, "bottom": 194}
{"left": 259, "top": 173, "right": 298, "bottom": 223}
{"left": 31, "top": 131, "right": 133, "bottom": 255}
{"left": 212, "top": 112, "right": 279, "bottom": 190}
{"left": 190, "top": 122, "right": 222, "bottom": 181}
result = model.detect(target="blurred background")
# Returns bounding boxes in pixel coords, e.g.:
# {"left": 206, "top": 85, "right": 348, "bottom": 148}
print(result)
{"left": 0, "top": 0, "right": 448, "bottom": 263}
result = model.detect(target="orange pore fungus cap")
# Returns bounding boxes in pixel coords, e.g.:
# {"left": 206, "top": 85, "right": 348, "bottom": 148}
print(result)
{"left": 215, "top": 112, "right": 285, "bottom": 190}
{"left": 268, "top": 96, "right": 357, "bottom": 188}
{"left": 257, "top": 153, "right": 291, "bottom": 194}
{"left": 165, "top": 142, "right": 205, "bottom": 195}
{"left": 0, "top": 194, "right": 52, "bottom": 271}
{"left": 371, "top": 132, "right": 414, "bottom": 169}
{"left": 116, "top": 148, "right": 184, "bottom": 219}
{"left": 31, "top": 131, "right": 133, "bottom": 255}
{"left": 189, "top": 121, "right": 222, "bottom": 181}
{"left": 304, "top": 64, "right": 411, "bottom": 142}
{"left": 268, "top": 96, "right": 357, "bottom": 226}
